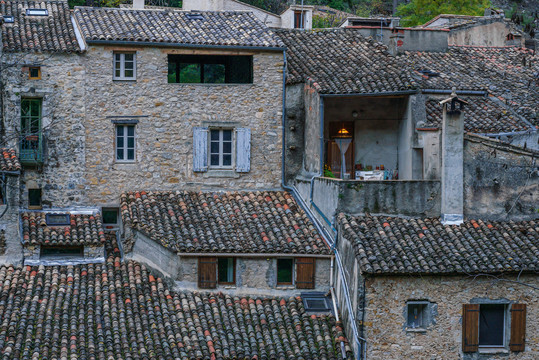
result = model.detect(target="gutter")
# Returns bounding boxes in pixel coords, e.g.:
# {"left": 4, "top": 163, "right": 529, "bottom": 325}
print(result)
{"left": 421, "top": 89, "right": 487, "bottom": 96}
{"left": 475, "top": 129, "right": 537, "bottom": 137}
{"left": 320, "top": 90, "right": 418, "bottom": 97}
{"left": 86, "top": 40, "right": 286, "bottom": 52}
{"left": 178, "top": 252, "right": 332, "bottom": 258}
{"left": 0, "top": 170, "right": 21, "bottom": 175}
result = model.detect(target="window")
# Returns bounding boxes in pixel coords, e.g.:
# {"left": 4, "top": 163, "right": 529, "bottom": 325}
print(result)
{"left": 218, "top": 257, "right": 235, "bottom": 285}
{"left": 113, "top": 53, "right": 136, "bottom": 80}
{"left": 168, "top": 55, "right": 253, "bottom": 84}
{"left": 407, "top": 301, "right": 429, "bottom": 329}
{"left": 294, "top": 11, "right": 306, "bottom": 29}
{"left": 115, "top": 125, "right": 135, "bottom": 162}
{"left": 210, "top": 129, "right": 233, "bottom": 168}
{"left": 302, "top": 293, "right": 331, "bottom": 312}
{"left": 28, "top": 188, "right": 42, "bottom": 209}
{"left": 45, "top": 214, "right": 71, "bottom": 226}
{"left": 462, "top": 303, "right": 527, "bottom": 353}
{"left": 102, "top": 208, "right": 119, "bottom": 229}
{"left": 26, "top": 9, "right": 48, "bottom": 16}
{"left": 41, "top": 246, "right": 83, "bottom": 259}
{"left": 20, "top": 98, "right": 43, "bottom": 163}
{"left": 193, "top": 127, "right": 251, "bottom": 173}
{"left": 28, "top": 67, "right": 41, "bottom": 80}
{"left": 198, "top": 257, "right": 217, "bottom": 289}
{"left": 3, "top": 16, "right": 14, "bottom": 23}
{"left": 277, "top": 258, "right": 294, "bottom": 285}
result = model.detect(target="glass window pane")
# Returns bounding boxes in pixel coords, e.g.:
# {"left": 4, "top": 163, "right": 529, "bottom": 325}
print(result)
{"left": 102, "top": 209, "right": 119, "bottom": 224}
{"left": 223, "top": 155, "right": 231, "bottom": 166}
{"left": 116, "top": 126, "right": 124, "bottom": 137}
{"left": 210, "top": 154, "right": 219, "bottom": 166}
{"left": 479, "top": 304, "right": 505, "bottom": 346}
{"left": 222, "top": 130, "right": 232, "bottom": 141}
{"left": 179, "top": 63, "right": 201, "bottom": 83}
{"left": 127, "top": 149, "right": 134, "bottom": 160}
{"left": 127, "top": 126, "right": 135, "bottom": 136}
{"left": 124, "top": 61, "right": 134, "bottom": 70}
{"left": 125, "top": 69, "right": 133, "bottom": 78}
{"left": 124, "top": 53, "right": 134, "bottom": 61}
{"left": 228, "top": 56, "right": 252, "bottom": 83}
{"left": 115, "top": 68, "right": 121, "bottom": 78}
{"left": 168, "top": 62, "right": 177, "bottom": 83}
{"left": 218, "top": 258, "right": 234, "bottom": 283}
{"left": 127, "top": 137, "right": 134, "bottom": 148}
{"left": 223, "top": 141, "right": 231, "bottom": 154}
{"left": 277, "top": 259, "right": 293, "bottom": 284}
{"left": 210, "top": 130, "right": 220, "bottom": 141}
{"left": 115, "top": 53, "right": 121, "bottom": 61}
{"left": 117, "top": 149, "right": 123, "bottom": 160}
{"left": 204, "top": 63, "right": 225, "bottom": 83}
{"left": 31, "top": 102, "right": 40, "bottom": 117}
{"left": 210, "top": 141, "right": 219, "bottom": 154}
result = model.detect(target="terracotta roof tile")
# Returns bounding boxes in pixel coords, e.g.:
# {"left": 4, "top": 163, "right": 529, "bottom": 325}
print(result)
{"left": 339, "top": 214, "right": 539, "bottom": 275}
{"left": 74, "top": 7, "right": 284, "bottom": 48}
{"left": 21, "top": 211, "right": 106, "bottom": 246}
{"left": 1, "top": 0, "right": 81, "bottom": 53}
{"left": 277, "top": 28, "right": 417, "bottom": 94}
{"left": 0, "top": 148, "right": 21, "bottom": 172}
{"left": 424, "top": 96, "right": 534, "bottom": 133}
{"left": 121, "top": 190, "right": 330, "bottom": 255}
{"left": 0, "top": 258, "right": 352, "bottom": 358}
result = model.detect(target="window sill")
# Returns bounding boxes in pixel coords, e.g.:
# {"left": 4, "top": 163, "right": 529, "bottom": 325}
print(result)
{"left": 478, "top": 348, "right": 508, "bottom": 355}
{"left": 168, "top": 83, "right": 254, "bottom": 86}
{"left": 405, "top": 328, "right": 427, "bottom": 333}
{"left": 113, "top": 79, "right": 137, "bottom": 82}
{"left": 114, "top": 161, "right": 137, "bottom": 165}
{"left": 276, "top": 285, "right": 295, "bottom": 290}
{"left": 204, "top": 169, "right": 239, "bottom": 178}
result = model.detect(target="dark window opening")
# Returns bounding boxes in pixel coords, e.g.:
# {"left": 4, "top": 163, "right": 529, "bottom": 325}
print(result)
{"left": 28, "top": 188, "right": 42, "bottom": 209}
{"left": 218, "top": 257, "right": 235, "bottom": 285}
{"left": 479, "top": 304, "right": 505, "bottom": 347}
{"left": 294, "top": 11, "right": 306, "bottom": 29}
{"left": 277, "top": 258, "right": 294, "bottom": 285}
{"left": 168, "top": 55, "right": 253, "bottom": 84}
{"left": 29, "top": 67, "right": 41, "bottom": 79}
{"left": 407, "top": 302, "right": 428, "bottom": 329}
{"left": 45, "top": 213, "right": 71, "bottom": 226}
{"left": 3, "top": 16, "right": 14, "bottom": 23}
{"left": 102, "top": 208, "right": 119, "bottom": 228}
{"left": 302, "top": 293, "right": 331, "bottom": 312}
{"left": 41, "top": 245, "right": 83, "bottom": 258}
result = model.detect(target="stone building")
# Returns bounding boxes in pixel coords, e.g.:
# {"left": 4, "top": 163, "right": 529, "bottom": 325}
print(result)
{"left": 0, "top": 148, "right": 21, "bottom": 263}
{"left": 121, "top": 190, "right": 333, "bottom": 296}
{"left": 73, "top": 6, "right": 286, "bottom": 208}
{"left": 336, "top": 214, "right": 538, "bottom": 359}
{"left": 1, "top": 0, "right": 87, "bottom": 210}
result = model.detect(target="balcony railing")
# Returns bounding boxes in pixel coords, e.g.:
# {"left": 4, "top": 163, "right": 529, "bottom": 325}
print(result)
{"left": 19, "top": 132, "right": 43, "bottom": 164}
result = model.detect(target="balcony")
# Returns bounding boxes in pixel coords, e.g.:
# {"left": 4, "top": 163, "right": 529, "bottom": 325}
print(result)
{"left": 19, "top": 132, "right": 43, "bottom": 164}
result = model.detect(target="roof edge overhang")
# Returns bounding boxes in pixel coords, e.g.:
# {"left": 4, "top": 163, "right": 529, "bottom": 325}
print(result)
{"left": 85, "top": 40, "right": 286, "bottom": 51}
{"left": 178, "top": 252, "right": 333, "bottom": 258}
{"left": 362, "top": 269, "right": 538, "bottom": 277}
{"left": 319, "top": 89, "right": 419, "bottom": 97}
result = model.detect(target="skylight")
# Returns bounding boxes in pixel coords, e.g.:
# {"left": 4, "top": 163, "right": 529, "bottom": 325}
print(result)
{"left": 186, "top": 13, "right": 204, "bottom": 20}
{"left": 26, "top": 9, "right": 49, "bottom": 16}
{"left": 3, "top": 15, "right": 14, "bottom": 23}
{"left": 302, "top": 292, "right": 332, "bottom": 312}
{"left": 45, "top": 213, "right": 71, "bottom": 226}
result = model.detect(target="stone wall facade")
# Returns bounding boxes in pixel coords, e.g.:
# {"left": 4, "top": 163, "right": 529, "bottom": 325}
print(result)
{"left": 0, "top": 175, "right": 22, "bottom": 264}
{"left": 363, "top": 275, "right": 538, "bottom": 360}
{"left": 2, "top": 53, "right": 87, "bottom": 208}
{"left": 83, "top": 46, "right": 284, "bottom": 206}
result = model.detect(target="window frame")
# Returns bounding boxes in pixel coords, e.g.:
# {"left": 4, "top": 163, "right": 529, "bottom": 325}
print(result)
{"left": 45, "top": 213, "right": 71, "bottom": 226}
{"left": 168, "top": 55, "right": 253, "bottom": 84}
{"left": 208, "top": 128, "right": 234, "bottom": 169}
{"left": 217, "top": 257, "right": 236, "bottom": 286}
{"left": 406, "top": 301, "right": 430, "bottom": 330}
{"left": 276, "top": 258, "right": 295, "bottom": 286}
{"left": 294, "top": 11, "right": 306, "bottom": 29}
{"left": 478, "top": 303, "right": 507, "bottom": 348}
{"left": 40, "top": 245, "right": 84, "bottom": 259}
{"left": 113, "top": 52, "right": 137, "bottom": 81}
{"left": 102, "top": 207, "right": 120, "bottom": 229}
{"left": 115, "top": 124, "right": 136, "bottom": 163}
{"left": 28, "top": 188, "right": 42, "bottom": 210}
{"left": 28, "top": 67, "right": 41, "bottom": 80}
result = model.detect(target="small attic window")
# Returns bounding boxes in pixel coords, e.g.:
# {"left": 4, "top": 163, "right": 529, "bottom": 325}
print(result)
{"left": 302, "top": 292, "right": 332, "bottom": 312}
{"left": 45, "top": 213, "right": 71, "bottom": 226}
{"left": 26, "top": 9, "right": 49, "bottom": 16}
{"left": 186, "top": 13, "right": 204, "bottom": 20}
{"left": 3, "top": 16, "right": 14, "bottom": 23}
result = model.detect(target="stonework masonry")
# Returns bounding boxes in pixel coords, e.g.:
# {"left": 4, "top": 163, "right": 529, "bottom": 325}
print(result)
{"left": 2, "top": 53, "right": 88, "bottom": 208}
{"left": 83, "top": 46, "right": 284, "bottom": 206}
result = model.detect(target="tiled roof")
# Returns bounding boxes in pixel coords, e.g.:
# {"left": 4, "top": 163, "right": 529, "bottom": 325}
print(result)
{"left": 0, "top": 148, "right": 21, "bottom": 172}
{"left": 338, "top": 214, "right": 539, "bottom": 275}
{"left": 1, "top": 0, "right": 81, "bottom": 53}
{"left": 278, "top": 28, "right": 417, "bottom": 94}
{"left": 74, "top": 7, "right": 284, "bottom": 48}
{"left": 21, "top": 211, "right": 106, "bottom": 246}
{"left": 424, "top": 96, "right": 534, "bottom": 133}
{"left": 0, "top": 258, "right": 352, "bottom": 359}
{"left": 402, "top": 46, "right": 539, "bottom": 127}
{"left": 121, "top": 190, "right": 330, "bottom": 255}
{"left": 421, "top": 14, "right": 481, "bottom": 29}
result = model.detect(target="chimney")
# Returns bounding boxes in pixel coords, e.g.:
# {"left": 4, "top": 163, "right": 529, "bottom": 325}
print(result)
{"left": 133, "top": 0, "right": 144, "bottom": 10}
{"left": 439, "top": 88, "right": 466, "bottom": 225}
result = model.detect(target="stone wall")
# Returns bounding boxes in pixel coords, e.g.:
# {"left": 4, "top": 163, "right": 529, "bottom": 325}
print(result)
{"left": 363, "top": 274, "right": 538, "bottom": 359}
{"left": 302, "top": 82, "right": 321, "bottom": 175}
{"left": 83, "top": 46, "right": 284, "bottom": 206}
{"left": 0, "top": 175, "right": 22, "bottom": 265}
{"left": 284, "top": 84, "right": 305, "bottom": 184}
{"left": 2, "top": 53, "right": 87, "bottom": 207}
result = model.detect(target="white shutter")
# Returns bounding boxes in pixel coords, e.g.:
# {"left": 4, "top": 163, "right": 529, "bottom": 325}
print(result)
{"left": 193, "top": 127, "right": 208, "bottom": 172}
{"left": 235, "top": 128, "right": 251, "bottom": 173}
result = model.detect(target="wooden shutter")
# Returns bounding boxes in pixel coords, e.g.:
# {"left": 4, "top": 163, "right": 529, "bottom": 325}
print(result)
{"left": 198, "top": 257, "right": 217, "bottom": 289}
{"left": 296, "top": 257, "right": 315, "bottom": 289}
{"left": 510, "top": 303, "right": 526, "bottom": 352}
{"left": 462, "top": 304, "right": 479, "bottom": 352}
{"left": 235, "top": 128, "right": 251, "bottom": 173}
{"left": 193, "top": 127, "right": 208, "bottom": 172}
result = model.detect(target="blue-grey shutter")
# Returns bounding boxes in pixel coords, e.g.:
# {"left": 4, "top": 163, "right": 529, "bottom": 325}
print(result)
{"left": 235, "top": 128, "right": 251, "bottom": 173}
{"left": 193, "top": 127, "right": 208, "bottom": 172}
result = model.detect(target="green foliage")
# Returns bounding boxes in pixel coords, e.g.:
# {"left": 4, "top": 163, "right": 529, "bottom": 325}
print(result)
{"left": 396, "top": 0, "right": 492, "bottom": 27}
